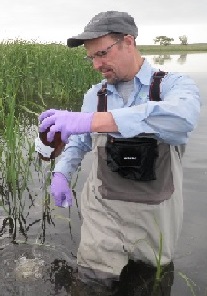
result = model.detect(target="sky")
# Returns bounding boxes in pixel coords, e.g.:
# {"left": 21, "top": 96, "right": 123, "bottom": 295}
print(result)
{"left": 0, "top": 0, "right": 207, "bottom": 45}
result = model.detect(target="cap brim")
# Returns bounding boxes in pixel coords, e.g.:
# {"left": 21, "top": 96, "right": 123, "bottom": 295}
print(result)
{"left": 67, "top": 31, "right": 109, "bottom": 47}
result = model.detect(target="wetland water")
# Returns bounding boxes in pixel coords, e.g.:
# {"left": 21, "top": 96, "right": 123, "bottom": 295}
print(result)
{"left": 0, "top": 52, "right": 207, "bottom": 295}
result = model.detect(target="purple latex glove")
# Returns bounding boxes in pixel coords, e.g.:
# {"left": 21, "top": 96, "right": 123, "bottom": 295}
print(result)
{"left": 39, "top": 109, "right": 94, "bottom": 143}
{"left": 51, "top": 172, "right": 72, "bottom": 207}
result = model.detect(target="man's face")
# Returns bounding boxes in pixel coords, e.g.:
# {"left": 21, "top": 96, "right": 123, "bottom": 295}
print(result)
{"left": 84, "top": 35, "right": 133, "bottom": 84}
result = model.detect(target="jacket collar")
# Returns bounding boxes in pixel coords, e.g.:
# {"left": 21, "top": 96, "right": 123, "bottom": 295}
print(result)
{"left": 135, "top": 58, "right": 153, "bottom": 86}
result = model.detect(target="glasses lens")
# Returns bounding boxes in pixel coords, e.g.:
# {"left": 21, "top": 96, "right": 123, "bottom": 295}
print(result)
{"left": 84, "top": 39, "right": 120, "bottom": 62}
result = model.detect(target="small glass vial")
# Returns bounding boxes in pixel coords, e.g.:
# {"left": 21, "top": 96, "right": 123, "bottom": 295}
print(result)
{"left": 35, "top": 129, "right": 65, "bottom": 161}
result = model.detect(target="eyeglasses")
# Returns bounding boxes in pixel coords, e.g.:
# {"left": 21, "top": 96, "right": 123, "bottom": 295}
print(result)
{"left": 84, "top": 39, "right": 121, "bottom": 62}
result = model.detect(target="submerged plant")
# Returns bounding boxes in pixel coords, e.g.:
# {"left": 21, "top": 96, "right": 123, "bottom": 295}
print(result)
{"left": 178, "top": 272, "right": 197, "bottom": 296}
{"left": 0, "top": 95, "right": 37, "bottom": 242}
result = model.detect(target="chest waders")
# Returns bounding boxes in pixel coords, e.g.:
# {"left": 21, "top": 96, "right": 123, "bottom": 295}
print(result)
{"left": 98, "top": 72, "right": 168, "bottom": 182}
{"left": 95, "top": 72, "right": 177, "bottom": 204}
{"left": 77, "top": 72, "right": 184, "bottom": 281}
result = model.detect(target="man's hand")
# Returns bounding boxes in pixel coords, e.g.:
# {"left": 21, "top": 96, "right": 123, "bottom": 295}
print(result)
{"left": 51, "top": 172, "right": 73, "bottom": 207}
{"left": 39, "top": 109, "right": 94, "bottom": 143}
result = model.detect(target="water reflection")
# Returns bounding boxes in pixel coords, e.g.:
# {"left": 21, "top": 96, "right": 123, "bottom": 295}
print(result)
{"left": 153, "top": 54, "right": 187, "bottom": 66}
{"left": 145, "top": 52, "right": 207, "bottom": 72}
{"left": 72, "top": 260, "right": 174, "bottom": 296}
{"left": 177, "top": 54, "right": 187, "bottom": 65}
{"left": 117, "top": 260, "right": 174, "bottom": 296}
{"left": 153, "top": 54, "right": 172, "bottom": 65}
{"left": 49, "top": 259, "right": 76, "bottom": 294}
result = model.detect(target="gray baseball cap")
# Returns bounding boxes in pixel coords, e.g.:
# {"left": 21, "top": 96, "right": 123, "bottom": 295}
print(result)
{"left": 67, "top": 11, "right": 138, "bottom": 47}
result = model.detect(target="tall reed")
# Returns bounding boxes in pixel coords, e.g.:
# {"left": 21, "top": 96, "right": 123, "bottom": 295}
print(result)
{"left": 0, "top": 39, "right": 101, "bottom": 242}
{"left": 0, "top": 39, "right": 101, "bottom": 111}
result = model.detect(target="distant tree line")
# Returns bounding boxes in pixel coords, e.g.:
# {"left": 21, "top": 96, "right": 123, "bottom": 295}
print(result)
{"left": 154, "top": 35, "right": 188, "bottom": 46}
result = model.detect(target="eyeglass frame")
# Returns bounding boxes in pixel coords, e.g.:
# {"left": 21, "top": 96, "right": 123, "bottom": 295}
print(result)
{"left": 84, "top": 39, "right": 121, "bottom": 62}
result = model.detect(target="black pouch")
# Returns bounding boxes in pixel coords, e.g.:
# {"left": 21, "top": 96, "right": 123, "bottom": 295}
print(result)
{"left": 106, "top": 135, "right": 159, "bottom": 181}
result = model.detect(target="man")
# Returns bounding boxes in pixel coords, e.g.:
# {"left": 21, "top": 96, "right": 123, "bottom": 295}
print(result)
{"left": 39, "top": 11, "right": 201, "bottom": 284}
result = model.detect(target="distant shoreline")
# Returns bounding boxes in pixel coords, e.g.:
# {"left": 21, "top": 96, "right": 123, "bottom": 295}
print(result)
{"left": 1, "top": 39, "right": 207, "bottom": 55}
{"left": 138, "top": 43, "right": 207, "bottom": 54}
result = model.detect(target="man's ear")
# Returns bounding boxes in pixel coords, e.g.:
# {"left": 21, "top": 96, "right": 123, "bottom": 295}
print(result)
{"left": 124, "top": 35, "right": 135, "bottom": 46}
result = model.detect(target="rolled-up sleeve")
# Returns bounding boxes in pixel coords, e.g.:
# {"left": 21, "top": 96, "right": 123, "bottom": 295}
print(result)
{"left": 111, "top": 73, "right": 201, "bottom": 145}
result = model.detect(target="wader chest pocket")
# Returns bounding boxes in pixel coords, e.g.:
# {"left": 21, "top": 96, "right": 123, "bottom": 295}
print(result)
{"left": 106, "top": 136, "right": 159, "bottom": 181}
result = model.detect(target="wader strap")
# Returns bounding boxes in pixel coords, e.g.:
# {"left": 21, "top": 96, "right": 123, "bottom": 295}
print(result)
{"left": 149, "top": 71, "right": 167, "bottom": 101}
{"left": 97, "top": 71, "right": 167, "bottom": 112}
{"left": 149, "top": 71, "right": 180, "bottom": 157}
{"left": 97, "top": 82, "right": 107, "bottom": 112}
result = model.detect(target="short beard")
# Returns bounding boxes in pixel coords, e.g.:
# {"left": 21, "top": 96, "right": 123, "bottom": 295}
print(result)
{"left": 106, "top": 74, "right": 129, "bottom": 85}
{"left": 108, "top": 77, "right": 131, "bottom": 85}
{"left": 106, "top": 77, "right": 120, "bottom": 85}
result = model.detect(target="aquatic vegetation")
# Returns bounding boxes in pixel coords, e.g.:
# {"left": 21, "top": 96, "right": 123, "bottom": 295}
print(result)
{"left": 0, "top": 39, "right": 101, "bottom": 110}
{"left": 178, "top": 272, "right": 197, "bottom": 296}
{"left": 0, "top": 39, "right": 96, "bottom": 243}
{"left": 0, "top": 96, "right": 35, "bottom": 241}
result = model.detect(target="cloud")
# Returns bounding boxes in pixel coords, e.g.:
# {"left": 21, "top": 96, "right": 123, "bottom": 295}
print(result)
{"left": 136, "top": 0, "right": 207, "bottom": 25}
{"left": 0, "top": 0, "right": 206, "bottom": 44}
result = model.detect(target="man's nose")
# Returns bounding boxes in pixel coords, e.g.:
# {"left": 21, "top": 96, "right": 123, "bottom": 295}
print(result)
{"left": 92, "top": 58, "right": 104, "bottom": 71}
